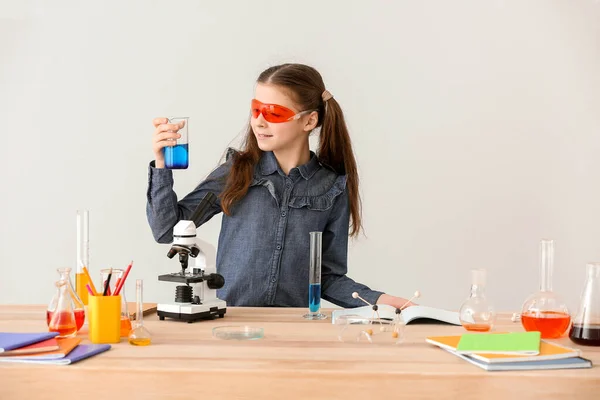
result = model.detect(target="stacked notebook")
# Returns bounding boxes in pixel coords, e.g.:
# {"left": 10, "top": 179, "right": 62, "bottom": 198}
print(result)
{"left": 426, "top": 331, "right": 593, "bottom": 371}
{"left": 0, "top": 332, "right": 111, "bottom": 365}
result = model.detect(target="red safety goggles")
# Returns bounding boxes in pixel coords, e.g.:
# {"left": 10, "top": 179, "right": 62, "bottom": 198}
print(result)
{"left": 251, "top": 99, "right": 315, "bottom": 123}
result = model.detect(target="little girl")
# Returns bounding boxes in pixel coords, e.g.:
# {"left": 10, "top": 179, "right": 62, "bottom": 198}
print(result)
{"left": 146, "top": 63, "right": 413, "bottom": 309}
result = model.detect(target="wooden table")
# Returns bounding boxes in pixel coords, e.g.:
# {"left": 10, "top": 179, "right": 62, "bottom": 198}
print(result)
{"left": 0, "top": 306, "right": 598, "bottom": 399}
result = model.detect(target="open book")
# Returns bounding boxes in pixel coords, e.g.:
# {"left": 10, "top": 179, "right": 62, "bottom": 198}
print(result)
{"left": 331, "top": 304, "right": 461, "bottom": 325}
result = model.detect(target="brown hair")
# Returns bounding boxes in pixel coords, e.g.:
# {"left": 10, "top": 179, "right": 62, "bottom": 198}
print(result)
{"left": 220, "top": 63, "right": 363, "bottom": 237}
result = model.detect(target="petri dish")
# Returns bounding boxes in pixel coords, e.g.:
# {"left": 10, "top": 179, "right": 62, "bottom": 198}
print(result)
{"left": 212, "top": 326, "right": 264, "bottom": 340}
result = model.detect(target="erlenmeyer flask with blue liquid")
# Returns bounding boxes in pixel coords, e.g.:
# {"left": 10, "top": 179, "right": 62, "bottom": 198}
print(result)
{"left": 164, "top": 117, "right": 189, "bottom": 169}
{"left": 303, "top": 231, "right": 327, "bottom": 320}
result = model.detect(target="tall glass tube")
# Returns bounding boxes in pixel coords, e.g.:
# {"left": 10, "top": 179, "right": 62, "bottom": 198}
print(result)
{"left": 539, "top": 239, "right": 553, "bottom": 292}
{"left": 303, "top": 232, "right": 327, "bottom": 320}
{"left": 75, "top": 210, "right": 91, "bottom": 305}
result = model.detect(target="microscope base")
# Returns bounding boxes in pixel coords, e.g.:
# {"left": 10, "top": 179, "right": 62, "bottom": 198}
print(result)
{"left": 157, "top": 300, "right": 227, "bottom": 323}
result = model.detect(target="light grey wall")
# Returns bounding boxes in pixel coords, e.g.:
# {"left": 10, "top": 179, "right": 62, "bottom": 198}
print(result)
{"left": 1, "top": 0, "right": 599, "bottom": 315}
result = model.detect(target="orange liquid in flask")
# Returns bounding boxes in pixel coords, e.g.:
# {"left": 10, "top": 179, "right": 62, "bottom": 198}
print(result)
{"left": 121, "top": 317, "right": 132, "bottom": 337}
{"left": 521, "top": 311, "right": 571, "bottom": 338}
{"left": 47, "top": 309, "right": 85, "bottom": 331}
{"left": 129, "top": 337, "right": 152, "bottom": 346}
{"left": 462, "top": 323, "right": 492, "bottom": 332}
{"left": 47, "top": 309, "right": 85, "bottom": 336}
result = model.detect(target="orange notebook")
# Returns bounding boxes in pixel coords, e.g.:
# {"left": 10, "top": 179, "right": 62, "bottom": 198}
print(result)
{"left": 0, "top": 337, "right": 60, "bottom": 356}
{"left": 0, "top": 337, "right": 81, "bottom": 361}
{"left": 426, "top": 334, "right": 581, "bottom": 364}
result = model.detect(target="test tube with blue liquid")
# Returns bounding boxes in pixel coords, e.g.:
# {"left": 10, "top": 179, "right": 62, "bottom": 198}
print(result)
{"left": 163, "top": 117, "right": 189, "bottom": 169}
{"left": 303, "top": 231, "right": 327, "bottom": 320}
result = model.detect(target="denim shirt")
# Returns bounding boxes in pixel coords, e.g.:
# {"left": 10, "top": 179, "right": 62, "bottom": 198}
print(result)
{"left": 146, "top": 149, "right": 384, "bottom": 308}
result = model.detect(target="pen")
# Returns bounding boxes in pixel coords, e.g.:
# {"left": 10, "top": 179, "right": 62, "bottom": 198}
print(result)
{"left": 103, "top": 268, "right": 113, "bottom": 296}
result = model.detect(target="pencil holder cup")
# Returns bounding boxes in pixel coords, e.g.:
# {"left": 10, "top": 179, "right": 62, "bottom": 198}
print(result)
{"left": 88, "top": 295, "right": 121, "bottom": 344}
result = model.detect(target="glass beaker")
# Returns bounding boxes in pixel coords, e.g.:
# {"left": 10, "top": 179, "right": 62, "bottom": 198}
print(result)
{"left": 100, "top": 268, "right": 131, "bottom": 337}
{"left": 569, "top": 263, "right": 600, "bottom": 346}
{"left": 303, "top": 231, "right": 327, "bottom": 320}
{"left": 458, "top": 269, "right": 496, "bottom": 332}
{"left": 520, "top": 239, "right": 571, "bottom": 338}
{"left": 129, "top": 279, "right": 152, "bottom": 346}
{"left": 47, "top": 268, "right": 85, "bottom": 337}
{"left": 163, "top": 117, "right": 189, "bottom": 169}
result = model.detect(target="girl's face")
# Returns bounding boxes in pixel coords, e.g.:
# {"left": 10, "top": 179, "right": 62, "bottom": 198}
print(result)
{"left": 250, "top": 83, "right": 318, "bottom": 153}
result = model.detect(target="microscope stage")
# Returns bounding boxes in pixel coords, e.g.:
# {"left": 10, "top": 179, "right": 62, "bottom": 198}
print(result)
{"left": 158, "top": 272, "right": 205, "bottom": 284}
{"left": 157, "top": 300, "right": 227, "bottom": 323}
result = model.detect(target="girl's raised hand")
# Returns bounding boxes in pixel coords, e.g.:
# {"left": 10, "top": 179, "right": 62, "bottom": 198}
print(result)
{"left": 152, "top": 117, "right": 184, "bottom": 168}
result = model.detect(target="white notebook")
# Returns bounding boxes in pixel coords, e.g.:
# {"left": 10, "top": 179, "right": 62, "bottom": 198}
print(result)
{"left": 331, "top": 304, "right": 461, "bottom": 325}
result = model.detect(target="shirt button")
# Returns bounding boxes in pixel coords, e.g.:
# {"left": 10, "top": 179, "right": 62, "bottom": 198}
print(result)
{"left": 281, "top": 211, "right": 286, "bottom": 217}
{"left": 271, "top": 277, "right": 277, "bottom": 283}
{"left": 276, "top": 245, "right": 281, "bottom": 250}
{"left": 286, "top": 182, "right": 291, "bottom": 188}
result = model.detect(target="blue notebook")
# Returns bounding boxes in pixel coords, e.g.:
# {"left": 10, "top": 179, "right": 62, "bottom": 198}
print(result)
{"left": 0, "top": 332, "right": 59, "bottom": 352}
{"left": 0, "top": 344, "right": 111, "bottom": 365}
{"left": 454, "top": 351, "right": 593, "bottom": 371}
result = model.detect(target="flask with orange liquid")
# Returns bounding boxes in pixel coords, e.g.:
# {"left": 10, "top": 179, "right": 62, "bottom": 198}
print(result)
{"left": 47, "top": 268, "right": 85, "bottom": 337}
{"left": 128, "top": 279, "right": 152, "bottom": 346}
{"left": 520, "top": 239, "right": 571, "bottom": 339}
{"left": 459, "top": 269, "right": 496, "bottom": 332}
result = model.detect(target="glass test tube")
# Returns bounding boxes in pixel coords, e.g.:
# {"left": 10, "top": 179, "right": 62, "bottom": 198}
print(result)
{"left": 303, "top": 231, "right": 327, "bottom": 320}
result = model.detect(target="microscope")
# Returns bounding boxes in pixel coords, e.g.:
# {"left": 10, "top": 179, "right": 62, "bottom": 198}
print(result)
{"left": 157, "top": 192, "right": 227, "bottom": 323}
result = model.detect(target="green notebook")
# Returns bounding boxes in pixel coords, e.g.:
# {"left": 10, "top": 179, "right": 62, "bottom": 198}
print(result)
{"left": 456, "top": 332, "right": 541, "bottom": 355}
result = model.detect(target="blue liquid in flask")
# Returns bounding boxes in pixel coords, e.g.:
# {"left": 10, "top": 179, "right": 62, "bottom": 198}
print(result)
{"left": 309, "top": 283, "right": 321, "bottom": 312}
{"left": 164, "top": 144, "right": 189, "bottom": 169}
